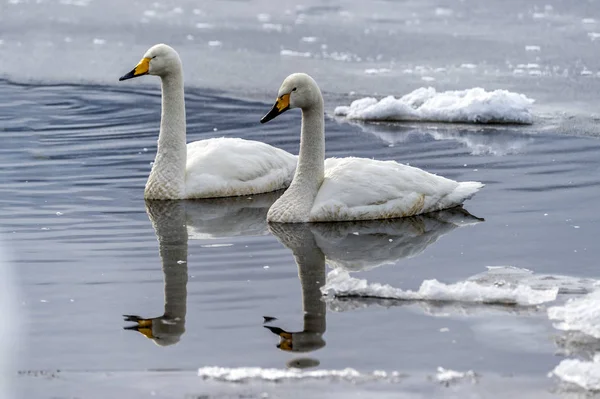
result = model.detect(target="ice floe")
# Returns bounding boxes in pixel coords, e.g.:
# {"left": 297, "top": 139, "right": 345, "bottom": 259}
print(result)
{"left": 548, "top": 290, "right": 600, "bottom": 339}
{"left": 197, "top": 367, "right": 404, "bottom": 383}
{"left": 551, "top": 354, "right": 600, "bottom": 391}
{"left": 435, "top": 367, "right": 477, "bottom": 385}
{"left": 321, "top": 268, "right": 559, "bottom": 306}
{"left": 334, "top": 87, "right": 534, "bottom": 124}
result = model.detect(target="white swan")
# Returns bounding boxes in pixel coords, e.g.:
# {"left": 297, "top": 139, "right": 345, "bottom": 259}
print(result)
{"left": 119, "top": 44, "right": 297, "bottom": 199}
{"left": 260, "top": 73, "right": 484, "bottom": 223}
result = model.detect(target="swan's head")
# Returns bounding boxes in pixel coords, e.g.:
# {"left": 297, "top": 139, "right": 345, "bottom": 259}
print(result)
{"left": 261, "top": 73, "right": 322, "bottom": 123}
{"left": 119, "top": 43, "right": 181, "bottom": 81}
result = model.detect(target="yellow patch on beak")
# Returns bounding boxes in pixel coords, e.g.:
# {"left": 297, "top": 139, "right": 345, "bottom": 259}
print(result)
{"left": 134, "top": 57, "right": 151, "bottom": 76}
{"left": 276, "top": 93, "right": 290, "bottom": 112}
{"left": 260, "top": 93, "right": 292, "bottom": 123}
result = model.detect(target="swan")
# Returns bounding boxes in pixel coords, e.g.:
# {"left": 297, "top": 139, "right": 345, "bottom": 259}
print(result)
{"left": 260, "top": 73, "right": 484, "bottom": 223}
{"left": 119, "top": 44, "right": 297, "bottom": 199}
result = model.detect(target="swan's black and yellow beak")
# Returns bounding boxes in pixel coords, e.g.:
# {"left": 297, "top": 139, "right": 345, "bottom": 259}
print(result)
{"left": 119, "top": 57, "right": 151, "bottom": 81}
{"left": 260, "top": 93, "right": 290, "bottom": 123}
{"left": 123, "top": 315, "right": 154, "bottom": 339}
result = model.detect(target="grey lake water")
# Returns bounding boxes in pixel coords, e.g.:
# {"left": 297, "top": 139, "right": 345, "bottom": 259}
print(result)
{"left": 3, "top": 0, "right": 600, "bottom": 398}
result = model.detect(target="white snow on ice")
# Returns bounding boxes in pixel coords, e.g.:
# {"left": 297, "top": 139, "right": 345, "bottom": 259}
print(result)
{"left": 197, "top": 367, "right": 404, "bottom": 383}
{"left": 334, "top": 87, "right": 534, "bottom": 124}
{"left": 321, "top": 269, "right": 558, "bottom": 306}
{"left": 551, "top": 354, "right": 600, "bottom": 391}
{"left": 280, "top": 49, "right": 311, "bottom": 58}
{"left": 435, "top": 367, "right": 476, "bottom": 384}
{"left": 548, "top": 290, "right": 600, "bottom": 339}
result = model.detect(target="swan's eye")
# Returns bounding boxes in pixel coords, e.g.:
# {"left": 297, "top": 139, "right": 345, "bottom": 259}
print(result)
{"left": 152, "top": 56, "right": 157, "bottom": 59}
{"left": 292, "top": 87, "right": 297, "bottom": 92}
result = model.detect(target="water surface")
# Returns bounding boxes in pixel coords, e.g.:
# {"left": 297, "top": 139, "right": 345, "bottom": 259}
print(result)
{"left": 2, "top": 78, "right": 600, "bottom": 397}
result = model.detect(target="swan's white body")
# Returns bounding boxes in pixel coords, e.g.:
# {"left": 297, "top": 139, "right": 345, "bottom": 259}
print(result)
{"left": 263, "top": 74, "right": 483, "bottom": 223}
{"left": 120, "top": 44, "right": 297, "bottom": 199}
{"left": 181, "top": 138, "right": 296, "bottom": 199}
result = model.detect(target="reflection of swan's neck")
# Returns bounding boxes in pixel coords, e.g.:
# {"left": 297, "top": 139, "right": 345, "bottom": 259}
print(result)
{"left": 298, "top": 247, "right": 326, "bottom": 334}
{"left": 145, "top": 69, "right": 187, "bottom": 199}
{"left": 145, "top": 200, "right": 188, "bottom": 345}
{"left": 284, "top": 224, "right": 326, "bottom": 334}
{"left": 268, "top": 100, "right": 324, "bottom": 222}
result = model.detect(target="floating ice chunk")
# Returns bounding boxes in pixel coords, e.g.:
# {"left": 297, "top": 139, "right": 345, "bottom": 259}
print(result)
{"left": 588, "top": 32, "right": 600, "bottom": 41}
{"left": 581, "top": 69, "right": 593, "bottom": 76}
{"left": 93, "top": 38, "right": 106, "bottom": 45}
{"left": 186, "top": 34, "right": 194, "bottom": 41}
{"left": 262, "top": 23, "right": 283, "bottom": 32}
{"left": 257, "top": 13, "right": 271, "bottom": 22}
{"left": 548, "top": 290, "right": 600, "bottom": 339}
{"left": 525, "top": 45, "right": 541, "bottom": 51}
{"left": 301, "top": 36, "right": 318, "bottom": 42}
{"left": 59, "top": 0, "right": 90, "bottom": 5}
{"left": 321, "top": 269, "right": 558, "bottom": 306}
{"left": 334, "top": 87, "right": 535, "bottom": 124}
{"left": 323, "top": 51, "right": 360, "bottom": 62}
{"left": 208, "top": 40, "right": 222, "bottom": 47}
{"left": 364, "top": 68, "right": 391, "bottom": 75}
{"left": 280, "top": 49, "right": 311, "bottom": 57}
{"left": 195, "top": 22, "right": 213, "bottom": 29}
{"left": 551, "top": 354, "right": 600, "bottom": 391}
{"left": 583, "top": 18, "right": 596, "bottom": 24}
{"left": 143, "top": 10, "right": 157, "bottom": 17}
{"left": 197, "top": 366, "right": 404, "bottom": 383}
{"left": 435, "top": 367, "right": 476, "bottom": 384}
{"left": 421, "top": 76, "right": 435, "bottom": 82}
{"left": 435, "top": 8, "right": 454, "bottom": 17}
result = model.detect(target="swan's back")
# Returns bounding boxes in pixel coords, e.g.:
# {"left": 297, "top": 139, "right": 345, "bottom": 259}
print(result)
{"left": 185, "top": 137, "right": 297, "bottom": 198}
{"left": 310, "top": 157, "right": 482, "bottom": 222}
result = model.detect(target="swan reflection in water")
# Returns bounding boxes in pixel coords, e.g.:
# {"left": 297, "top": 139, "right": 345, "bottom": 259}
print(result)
{"left": 264, "top": 207, "right": 483, "bottom": 368}
{"left": 123, "top": 191, "right": 283, "bottom": 346}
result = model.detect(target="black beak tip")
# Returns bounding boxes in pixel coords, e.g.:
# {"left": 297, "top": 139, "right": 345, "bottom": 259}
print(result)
{"left": 119, "top": 69, "right": 139, "bottom": 82}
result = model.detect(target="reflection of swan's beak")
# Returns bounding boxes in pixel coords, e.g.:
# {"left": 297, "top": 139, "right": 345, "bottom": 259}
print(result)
{"left": 123, "top": 315, "right": 154, "bottom": 339}
{"left": 260, "top": 94, "right": 290, "bottom": 123}
{"left": 264, "top": 325, "right": 293, "bottom": 351}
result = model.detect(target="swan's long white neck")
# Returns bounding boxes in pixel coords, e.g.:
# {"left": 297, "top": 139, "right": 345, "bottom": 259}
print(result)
{"left": 145, "top": 68, "right": 187, "bottom": 199}
{"left": 267, "top": 96, "right": 325, "bottom": 222}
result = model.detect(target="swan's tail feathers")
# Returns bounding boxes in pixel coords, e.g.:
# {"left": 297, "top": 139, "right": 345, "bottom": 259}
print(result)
{"left": 448, "top": 181, "right": 484, "bottom": 204}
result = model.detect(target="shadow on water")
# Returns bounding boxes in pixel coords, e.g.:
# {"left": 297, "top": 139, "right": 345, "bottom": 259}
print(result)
{"left": 264, "top": 207, "right": 483, "bottom": 369}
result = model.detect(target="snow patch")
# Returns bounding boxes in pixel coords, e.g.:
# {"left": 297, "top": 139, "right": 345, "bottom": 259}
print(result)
{"left": 435, "top": 367, "right": 477, "bottom": 384}
{"left": 321, "top": 269, "right": 558, "bottom": 306}
{"left": 280, "top": 49, "right": 311, "bottom": 58}
{"left": 552, "top": 354, "right": 600, "bottom": 391}
{"left": 364, "top": 68, "right": 391, "bottom": 75}
{"left": 548, "top": 290, "right": 600, "bottom": 339}
{"left": 197, "top": 367, "right": 404, "bottom": 383}
{"left": 334, "top": 87, "right": 535, "bottom": 124}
